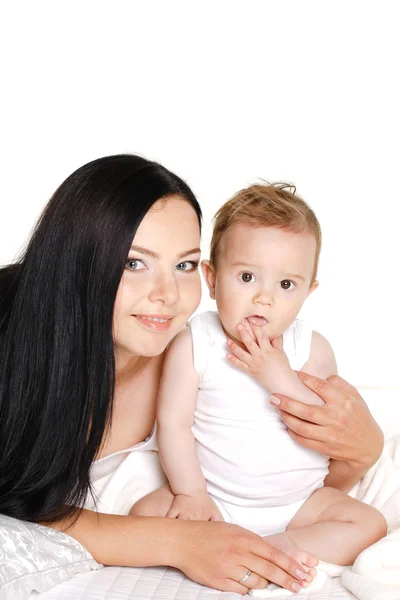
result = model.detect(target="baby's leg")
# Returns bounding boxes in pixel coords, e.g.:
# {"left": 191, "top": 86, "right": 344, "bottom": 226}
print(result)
{"left": 266, "top": 487, "right": 387, "bottom": 566}
{"left": 129, "top": 483, "right": 174, "bottom": 517}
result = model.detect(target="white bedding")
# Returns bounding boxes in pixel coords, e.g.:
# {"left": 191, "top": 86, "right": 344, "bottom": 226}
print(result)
{"left": 29, "top": 388, "right": 400, "bottom": 600}
{"left": 29, "top": 566, "right": 356, "bottom": 600}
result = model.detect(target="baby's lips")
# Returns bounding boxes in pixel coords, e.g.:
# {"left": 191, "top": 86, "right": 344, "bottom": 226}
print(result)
{"left": 246, "top": 315, "right": 268, "bottom": 327}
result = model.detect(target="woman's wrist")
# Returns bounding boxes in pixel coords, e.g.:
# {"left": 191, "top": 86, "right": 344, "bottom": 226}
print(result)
{"left": 351, "top": 424, "right": 384, "bottom": 470}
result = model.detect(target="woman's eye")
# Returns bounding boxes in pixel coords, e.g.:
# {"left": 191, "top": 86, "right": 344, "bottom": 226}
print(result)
{"left": 125, "top": 258, "right": 146, "bottom": 271}
{"left": 176, "top": 261, "right": 199, "bottom": 272}
{"left": 240, "top": 272, "right": 255, "bottom": 283}
{"left": 280, "top": 279, "right": 294, "bottom": 290}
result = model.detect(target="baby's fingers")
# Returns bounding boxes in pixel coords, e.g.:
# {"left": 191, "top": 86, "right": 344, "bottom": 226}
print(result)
{"left": 236, "top": 323, "right": 260, "bottom": 353}
{"left": 250, "top": 321, "right": 272, "bottom": 350}
{"left": 271, "top": 335, "right": 283, "bottom": 351}
{"left": 226, "top": 339, "right": 252, "bottom": 365}
{"left": 167, "top": 506, "right": 180, "bottom": 518}
{"left": 226, "top": 352, "right": 250, "bottom": 372}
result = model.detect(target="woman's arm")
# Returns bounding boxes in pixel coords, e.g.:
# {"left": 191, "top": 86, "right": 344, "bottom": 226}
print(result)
{"left": 269, "top": 373, "right": 384, "bottom": 492}
{"left": 49, "top": 509, "right": 311, "bottom": 594}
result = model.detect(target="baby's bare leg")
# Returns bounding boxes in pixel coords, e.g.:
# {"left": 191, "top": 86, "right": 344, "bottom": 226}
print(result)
{"left": 129, "top": 483, "right": 175, "bottom": 517}
{"left": 266, "top": 487, "right": 387, "bottom": 566}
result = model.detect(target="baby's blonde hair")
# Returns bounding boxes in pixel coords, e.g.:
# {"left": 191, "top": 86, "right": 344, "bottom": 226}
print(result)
{"left": 210, "top": 183, "right": 322, "bottom": 283}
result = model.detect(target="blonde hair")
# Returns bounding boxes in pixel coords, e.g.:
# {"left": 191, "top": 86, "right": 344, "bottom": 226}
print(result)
{"left": 210, "top": 183, "right": 321, "bottom": 283}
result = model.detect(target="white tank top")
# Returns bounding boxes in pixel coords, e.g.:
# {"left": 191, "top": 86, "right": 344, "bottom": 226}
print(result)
{"left": 190, "top": 311, "right": 329, "bottom": 508}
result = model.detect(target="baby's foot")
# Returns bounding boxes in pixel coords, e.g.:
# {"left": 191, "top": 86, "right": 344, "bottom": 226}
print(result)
{"left": 263, "top": 532, "right": 319, "bottom": 587}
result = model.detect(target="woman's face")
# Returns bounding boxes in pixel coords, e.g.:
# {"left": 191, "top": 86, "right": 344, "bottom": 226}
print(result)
{"left": 113, "top": 195, "right": 201, "bottom": 362}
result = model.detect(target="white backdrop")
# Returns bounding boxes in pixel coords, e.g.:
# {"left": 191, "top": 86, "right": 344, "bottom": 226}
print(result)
{"left": 0, "top": 1, "right": 399, "bottom": 389}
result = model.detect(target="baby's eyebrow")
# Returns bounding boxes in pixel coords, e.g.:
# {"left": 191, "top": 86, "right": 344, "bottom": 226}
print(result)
{"left": 130, "top": 244, "right": 201, "bottom": 259}
{"left": 286, "top": 273, "right": 305, "bottom": 281}
{"left": 231, "top": 261, "right": 258, "bottom": 267}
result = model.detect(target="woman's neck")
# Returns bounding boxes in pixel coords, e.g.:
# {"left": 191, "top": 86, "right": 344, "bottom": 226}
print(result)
{"left": 115, "top": 351, "right": 154, "bottom": 384}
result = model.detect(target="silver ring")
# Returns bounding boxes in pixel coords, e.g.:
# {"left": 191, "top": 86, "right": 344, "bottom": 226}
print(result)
{"left": 239, "top": 569, "right": 252, "bottom": 584}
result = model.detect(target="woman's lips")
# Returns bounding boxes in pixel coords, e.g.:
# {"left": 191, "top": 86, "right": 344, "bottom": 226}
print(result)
{"left": 133, "top": 314, "right": 173, "bottom": 332}
{"left": 246, "top": 315, "right": 268, "bottom": 326}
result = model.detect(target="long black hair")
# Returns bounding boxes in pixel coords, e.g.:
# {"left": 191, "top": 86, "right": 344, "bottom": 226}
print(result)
{"left": 0, "top": 154, "right": 202, "bottom": 523}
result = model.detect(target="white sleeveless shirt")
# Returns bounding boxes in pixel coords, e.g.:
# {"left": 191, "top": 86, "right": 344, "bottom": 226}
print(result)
{"left": 191, "top": 311, "right": 329, "bottom": 508}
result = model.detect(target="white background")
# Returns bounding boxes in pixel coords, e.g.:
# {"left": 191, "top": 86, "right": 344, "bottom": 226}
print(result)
{"left": 0, "top": 1, "right": 399, "bottom": 389}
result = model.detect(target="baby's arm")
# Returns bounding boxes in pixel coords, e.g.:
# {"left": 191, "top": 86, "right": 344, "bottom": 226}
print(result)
{"left": 265, "top": 331, "right": 338, "bottom": 406}
{"left": 301, "top": 331, "right": 338, "bottom": 380}
{"left": 227, "top": 323, "right": 337, "bottom": 406}
{"left": 157, "top": 327, "right": 222, "bottom": 521}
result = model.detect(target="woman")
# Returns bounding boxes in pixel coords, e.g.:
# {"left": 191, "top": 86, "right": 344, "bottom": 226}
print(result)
{"left": 0, "top": 154, "right": 383, "bottom": 595}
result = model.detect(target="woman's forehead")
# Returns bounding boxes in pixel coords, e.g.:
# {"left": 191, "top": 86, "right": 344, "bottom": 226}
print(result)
{"left": 132, "top": 195, "right": 200, "bottom": 253}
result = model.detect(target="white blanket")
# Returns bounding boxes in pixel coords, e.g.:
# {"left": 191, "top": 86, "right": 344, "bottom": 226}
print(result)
{"left": 345, "top": 434, "right": 400, "bottom": 597}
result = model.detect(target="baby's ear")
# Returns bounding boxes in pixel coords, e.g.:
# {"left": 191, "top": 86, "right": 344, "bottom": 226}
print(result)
{"left": 308, "top": 280, "right": 319, "bottom": 297}
{"left": 201, "top": 260, "right": 216, "bottom": 300}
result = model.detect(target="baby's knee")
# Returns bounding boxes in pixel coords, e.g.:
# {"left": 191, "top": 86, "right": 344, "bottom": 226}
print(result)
{"left": 129, "top": 485, "right": 174, "bottom": 517}
{"left": 129, "top": 496, "right": 158, "bottom": 517}
{"left": 363, "top": 505, "right": 387, "bottom": 545}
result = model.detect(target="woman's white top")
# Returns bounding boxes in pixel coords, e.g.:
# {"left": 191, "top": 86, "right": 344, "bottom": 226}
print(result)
{"left": 190, "top": 311, "right": 329, "bottom": 508}
{"left": 85, "top": 427, "right": 166, "bottom": 515}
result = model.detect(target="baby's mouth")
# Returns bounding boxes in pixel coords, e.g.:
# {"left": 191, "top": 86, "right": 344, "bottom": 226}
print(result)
{"left": 246, "top": 315, "right": 268, "bottom": 326}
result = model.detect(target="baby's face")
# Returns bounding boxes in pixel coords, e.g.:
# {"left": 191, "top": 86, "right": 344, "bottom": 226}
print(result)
{"left": 206, "top": 225, "right": 318, "bottom": 343}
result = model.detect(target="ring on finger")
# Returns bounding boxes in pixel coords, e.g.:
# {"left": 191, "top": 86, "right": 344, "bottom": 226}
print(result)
{"left": 239, "top": 569, "right": 252, "bottom": 584}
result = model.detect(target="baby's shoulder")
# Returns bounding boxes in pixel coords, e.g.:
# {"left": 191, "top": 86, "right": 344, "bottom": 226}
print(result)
{"left": 303, "top": 330, "right": 338, "bottom": 379}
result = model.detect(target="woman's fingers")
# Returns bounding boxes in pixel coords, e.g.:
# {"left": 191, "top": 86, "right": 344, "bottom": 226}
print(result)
{"left": 277, "top": 409, "right": 327, "bottom": 441}
{"left": 230, "top": 567, "right": 269, "bottom": 591}
{"left": 175, "top": 521, "right": 308, "bottom": 594}
{"left": 327, "top": 373, "right": 363, "bottom": 399}
{"left": 252, "top": 541, "right": 309, "bottom": 592}
{"left": 286, "top": 428, "right": 327, "bottom": 454}
{"left": 296, "top": 371, "right": 351, "bottom": 407}
{"left": 224, "top": 580, "right": 249, "bottom": 595}
{"left": 270, "top": 394, "right": 329, "bottom": 426}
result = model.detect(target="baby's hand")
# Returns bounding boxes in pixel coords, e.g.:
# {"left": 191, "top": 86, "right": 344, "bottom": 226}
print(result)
{"left": 167, "top": 492, "right": 224, "bottom": 521}
{"left": 226, "top": 320, "right": 291, "bottom": 392}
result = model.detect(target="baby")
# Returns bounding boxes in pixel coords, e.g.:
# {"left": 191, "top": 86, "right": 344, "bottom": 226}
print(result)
{"left": 132, "top": 184, "right": 387, "bottom": 588}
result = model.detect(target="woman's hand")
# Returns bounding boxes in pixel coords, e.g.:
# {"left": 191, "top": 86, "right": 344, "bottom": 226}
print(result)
{"left": 269, "top": 372, "right": 384, "bottom": 486}
{"left": 173, "top": 520, "right": 311, "bottom": 594}
{"left": 59, "top": 509, "right": 311, "bottom": 595}
{"left": 167, "top": 491, "right": 223, "bottom": 521}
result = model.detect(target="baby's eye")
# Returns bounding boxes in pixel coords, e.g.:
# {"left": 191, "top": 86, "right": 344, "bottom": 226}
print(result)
{"left": 176, "top": 261, "right": 199, "bottom": 272}
{"left": 240, "top": 272, "right": 255, "bottom": 283}
{"left": 125, "top": 258, "right": 146, "bottom": 271}
{"left": 280, "top": 279, "right": 295, "bottom": 290}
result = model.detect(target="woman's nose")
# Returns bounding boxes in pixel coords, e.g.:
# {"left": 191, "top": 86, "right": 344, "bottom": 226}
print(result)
{"left": 148, "top": 274, "right": 179, "bottom": 305}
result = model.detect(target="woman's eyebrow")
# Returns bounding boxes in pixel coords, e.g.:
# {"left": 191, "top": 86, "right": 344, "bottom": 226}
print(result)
{"left": 130, "top": 244, "right": 201, "bottom": 259}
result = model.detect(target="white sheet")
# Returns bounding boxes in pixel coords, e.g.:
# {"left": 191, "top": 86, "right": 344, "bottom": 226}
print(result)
{"left": 29, "top": 566, "right": 356, "bottom": 600}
